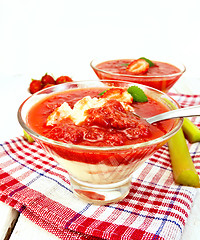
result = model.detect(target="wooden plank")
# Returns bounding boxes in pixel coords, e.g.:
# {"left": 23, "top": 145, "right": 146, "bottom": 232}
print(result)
{"left": 0, "top": 202, "right": 19, "bottom": 240}
{"left": 9, "top": 215, "right": 59, "bottom": 240}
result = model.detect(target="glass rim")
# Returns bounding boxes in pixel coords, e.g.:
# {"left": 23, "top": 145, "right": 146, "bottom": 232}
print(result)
{"left": 90, "top": 58, "right": 186, "bottom": 79}
{"left": 18, "top": 80, "right": 183, "bottom": 151}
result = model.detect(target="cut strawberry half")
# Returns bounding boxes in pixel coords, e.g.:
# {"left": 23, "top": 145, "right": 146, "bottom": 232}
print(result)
{"left": 100, "top": 88, "right": 133, "bottom": 103}
{"left": 126, "top": 59, "right": 149, "bottom": 74}
{"left": 101, "top": 88, "right": 124, "bottom": 99}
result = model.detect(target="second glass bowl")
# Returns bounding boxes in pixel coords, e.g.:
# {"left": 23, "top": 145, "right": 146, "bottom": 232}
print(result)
{"left": 91, "top": 58, "right": 186, "bottom": 92}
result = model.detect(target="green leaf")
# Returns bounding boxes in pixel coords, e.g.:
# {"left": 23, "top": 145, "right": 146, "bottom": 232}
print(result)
{"left": 99, "top": 89, "right": 109, "bottom": 96}
{"left": 121, "top": 63, "right": 129, "bottom": 67}
{"left": 127, "top": 86, "right": 148, "bottom": 102}
{"left": 139, "top": 57, "right": 154, "bottom": 67}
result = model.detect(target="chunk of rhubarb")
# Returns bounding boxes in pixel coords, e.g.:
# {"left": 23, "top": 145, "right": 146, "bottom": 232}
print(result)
{"left": 23, "top": 130, "right": 34, "bottom": 143}
{"left": 168, "top": 128, "right": 199, "bottom": 187}
{"left": 182, "top": 118, "right": 200, "bottom": 143}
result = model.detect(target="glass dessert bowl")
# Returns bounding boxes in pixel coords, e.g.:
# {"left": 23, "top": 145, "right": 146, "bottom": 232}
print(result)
{"left": 90, "top": 58, "right": 186, "bottom": 92}
{"left": 18, "top": 80, "right": 183, "bottom": 204}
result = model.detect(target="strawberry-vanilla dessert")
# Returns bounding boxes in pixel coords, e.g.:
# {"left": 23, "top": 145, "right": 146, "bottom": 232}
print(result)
{"left": 27, "top": 86, "right": 175, "bottom": 186}
{"left": 91, "top": 58, "right": 185, "bottom": 92}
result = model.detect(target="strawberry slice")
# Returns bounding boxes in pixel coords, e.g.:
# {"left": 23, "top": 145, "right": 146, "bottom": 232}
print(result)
{"left": 126, "top": 59, "right": 149, "bottom": 74}
{"left": 101, "top": 88, "right": 124, "bottom": 99}
{"left": 100, "top": 88, "right": 133, "bottom": 103}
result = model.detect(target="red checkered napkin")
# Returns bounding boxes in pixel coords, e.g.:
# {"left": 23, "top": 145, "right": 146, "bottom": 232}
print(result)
{"left": 0, "top": 93, "right": 200, "bottom": 240}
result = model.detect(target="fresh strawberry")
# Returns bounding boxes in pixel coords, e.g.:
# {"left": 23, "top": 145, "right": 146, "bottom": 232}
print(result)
{"left": 55, "top": 76, "right": 73, "bottom": 84}
{"left": 42, "top": 83, "right": 55, "bottom": 89}
{"left": 126, "top": 59, "right": 149, "bottom": 74}
{"left": 41, "top": 73, "right": 55, "bottom": 86}
{"left": 29, "top": 80, "right": 42, "bottom": 94}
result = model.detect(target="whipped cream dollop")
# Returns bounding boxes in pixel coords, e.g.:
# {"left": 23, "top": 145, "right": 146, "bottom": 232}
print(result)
{"left": 46, "top": 89, "right": 133, "bottom": 126}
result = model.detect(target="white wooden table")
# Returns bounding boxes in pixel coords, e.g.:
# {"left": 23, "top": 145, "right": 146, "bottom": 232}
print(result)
{"left": 0, "top": 74, "right": 199, "bottom": 240}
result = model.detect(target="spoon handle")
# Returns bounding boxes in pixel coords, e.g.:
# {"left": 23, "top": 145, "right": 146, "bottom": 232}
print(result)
{"left": 146, "top": 105, "right": 200, "bottom": 124}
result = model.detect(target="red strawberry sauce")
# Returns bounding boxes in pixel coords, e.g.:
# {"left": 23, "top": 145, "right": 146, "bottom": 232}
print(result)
{"left": 96, "top": 59, "right": 180, "bottom": 76}
{"left": 94, "top": 59, "right": 182, "bottom": 92}
{"left": 27, "top": 88, "right": 175, "bottom": 165}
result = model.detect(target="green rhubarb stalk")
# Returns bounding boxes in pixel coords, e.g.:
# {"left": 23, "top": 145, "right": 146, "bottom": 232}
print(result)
{"left": 182, "top": 118, "right": 200, "bottom": 143}
{"left": 23, "top": 130, "right": 34, "bottom": 143}
{"left": 168, "top": 128, "right": 200, "bottom": 187}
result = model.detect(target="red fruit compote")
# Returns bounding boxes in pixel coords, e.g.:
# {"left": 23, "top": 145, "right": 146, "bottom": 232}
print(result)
{"left": 91, "top": 58, "right": 185, "bottom": 92}
{"left": 18, "top": 80, "right": 183, "bottom": 204}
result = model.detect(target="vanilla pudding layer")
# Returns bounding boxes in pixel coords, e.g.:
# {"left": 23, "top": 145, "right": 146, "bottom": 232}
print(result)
{"left": 53, "top": 155, "right": 147, "bottom": 184}
{"left": 39, "top": 140, "right": 158, "bottom": 185}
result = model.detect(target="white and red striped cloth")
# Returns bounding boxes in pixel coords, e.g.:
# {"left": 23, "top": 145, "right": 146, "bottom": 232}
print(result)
{"left": 0, "top": 93, "right": 200, "bottom": 240}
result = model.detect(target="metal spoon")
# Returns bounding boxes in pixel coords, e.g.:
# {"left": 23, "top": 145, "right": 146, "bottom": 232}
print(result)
{"left": 143, "top": 105, "right": 200, "bottom": 124}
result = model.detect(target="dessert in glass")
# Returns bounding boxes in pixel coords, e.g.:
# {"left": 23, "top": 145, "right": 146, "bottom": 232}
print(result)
{"left": 90, "top": 58, "right": 186, "bottom": 92}
{"left": 18, "top": 80, "right": 183, "bottom": 204}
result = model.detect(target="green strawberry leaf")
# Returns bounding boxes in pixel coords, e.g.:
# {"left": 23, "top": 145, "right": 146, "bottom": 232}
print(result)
{"left": 127, "top": 86, "right": 148, "bottom": 102}
{"left": 99, "top": 89, "right": 109, "bottom": 96}
{"left": 121, "top": 63, "right": 129, "bottom": 67}
{"left": 139, "top": 57, "right": 154, "bottom": 67}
